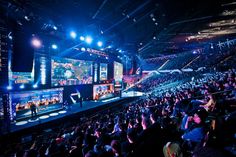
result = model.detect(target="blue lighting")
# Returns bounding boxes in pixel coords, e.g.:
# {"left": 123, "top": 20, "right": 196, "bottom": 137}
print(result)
{"left": 97, "top": 41, "right": 103, "bottom": 47}
{"left": 52, "top": 44, "right": 58, "bottom": 49}
{"left": 33, "top": 84, "right": 38, "bottom": 88}
{"left": 70, "top": 31, "right": 77, "bottom": 39}
{"left": 85, "top": 36, "right": 93, "bottom": 44}
{"left": 20, "top": 84, "right": 25, "bottom": 89}
{"left": 118, "top": 50, "right": 122, "bottom": 53}
{"left": 81, "top": 47, "right": 86, "bottom": 51}
{"left": 193, "top": 50, "right": 197, "bottom": 54}
{"left": 107, "top": 45, "right": 112, "bottom": 48}
{"left": 53, "top": 26, "right": 57, "bottom": 30}
{"left": 7, "top": 86, "right": 12, "bottom": 90}
{"left": 80, "top": 36, "right": 85, "bottom": 41}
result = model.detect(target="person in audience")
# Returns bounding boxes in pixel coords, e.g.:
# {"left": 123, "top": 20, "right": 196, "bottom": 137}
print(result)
{"left": 182, "top": 108, "right": 208, "bottom": 148}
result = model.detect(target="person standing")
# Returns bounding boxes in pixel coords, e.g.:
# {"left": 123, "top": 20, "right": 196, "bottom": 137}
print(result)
{"left": 30, "top": 101, "right": 37, "bottom": 119}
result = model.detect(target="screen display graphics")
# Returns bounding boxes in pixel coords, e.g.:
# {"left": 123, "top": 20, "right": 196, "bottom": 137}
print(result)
{"left": 114, "top": 61, "right": 123, "bottom": 81}
{"left": 51, "top": 57, "right": 93, "bottom": 86}
{"left": 10, "top": 88, "right": 63, "bottom": 120}
{"left": 93, "top": 84, "right": 114, "bottom": 100}
{"left": 8, "top": 62, "right": 35, "bottom": 85}
{"left": 100, "top": 63, "right": 108, "bottom": 81}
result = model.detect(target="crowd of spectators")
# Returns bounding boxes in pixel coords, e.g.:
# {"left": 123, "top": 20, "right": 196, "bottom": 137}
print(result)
{"left": 1, "top": 67, "right": 235, "bottom": 157}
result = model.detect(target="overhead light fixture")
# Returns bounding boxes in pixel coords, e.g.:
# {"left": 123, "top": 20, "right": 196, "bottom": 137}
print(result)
{"left": 97, "top": 41, "right": 103, "bottom": 47}
{"left": 31, "top": 38, "right": 42, "bottom": 48}
{"left": 80, "top": 36, "right": 85, "bottom": 41}
{"left": 85, "top": 36, "right": 93, "bottom": 44}
{"left": 70, "top": 31, "right": 77, "bottom": 39}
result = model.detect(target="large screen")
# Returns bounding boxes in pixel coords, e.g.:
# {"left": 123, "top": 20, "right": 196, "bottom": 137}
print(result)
{"left": 9, "top": 88, "right": 63, "bottom": 120}
{"left": 100, "top": 63, "right": 108, "bottom": 81}
{"left": 51, "top": 57, "right": 93, "bottom": 86}
{"left": 93, "top": 84, "right": 114, "bottom": 100}
{"left": 114, "top": 61, "right": 123, "bottom": 81}
{"left": 9, "top": 61, "right": 34, "bottom": 85}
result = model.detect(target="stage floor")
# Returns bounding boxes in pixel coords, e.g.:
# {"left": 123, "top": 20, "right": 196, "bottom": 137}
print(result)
{"left": 7, "top": 92, "right": 144, "bottom": 134}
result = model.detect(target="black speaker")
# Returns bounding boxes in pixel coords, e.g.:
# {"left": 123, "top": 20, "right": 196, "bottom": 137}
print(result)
{"left": 11, "top": 29, "right": 34, "bottom": 72}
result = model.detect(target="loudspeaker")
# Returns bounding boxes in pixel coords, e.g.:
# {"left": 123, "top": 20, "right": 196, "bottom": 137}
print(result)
{"left": 11, "top": 29, "right": 34, "bottom": 72}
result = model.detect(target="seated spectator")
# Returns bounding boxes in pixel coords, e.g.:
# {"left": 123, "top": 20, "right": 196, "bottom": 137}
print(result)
{"left": 182, "top": 109, "right": 208, "bottom": 147}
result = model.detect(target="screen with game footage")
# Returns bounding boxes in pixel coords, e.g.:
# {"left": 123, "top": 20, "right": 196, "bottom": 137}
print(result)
{"left": 93, "top": 84, "right": 114, "bottom": 100}
{"left": 114, "top": 61, "right": 123, "bottom": 81}
{"left": 51, "top": 57, "right": 93, "bottom": 86}
{"left": 100, "top": 63, "right": 108, "bottom": 81}
{"left": 9, "top": 88, "right": 63, "bottom": 120}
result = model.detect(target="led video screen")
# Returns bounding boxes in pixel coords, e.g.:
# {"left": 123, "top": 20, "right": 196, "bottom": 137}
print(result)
{"left": 9, "top": 88, "right": 63, "bottom": 120}
{"left": 51, "top": 57, "right": 93, "bottom": 86}
{"left": 100, "top": 63, "right": 108, "bottom": 81}
{"left": 9, "top": 71, "right": 34, "bottom": 85}
{"left": 93, "top": 84, "right": 114, "bottom": 100}
{"left": 114, "top": 61, "right": 123, "bottom": 81}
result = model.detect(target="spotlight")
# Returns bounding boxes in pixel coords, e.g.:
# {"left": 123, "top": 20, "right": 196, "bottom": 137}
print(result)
{"left": 107, "top": 45, "right": 112, "bottom": 48}
{"left": 20, "top": 84, "right": 25, "bottom": 89}
{"left": 81, "top": 47, "right": 86, "bottom": 51}
{"left": 31, "top": 38, "right": 42, "bottom": 48}
{"left": 33, "top": 84, "right": 38, "bottom": 88}
{"left": 80, "top": 36, "right": 85, "bottom": 41}
{"left": 118, "top": 50, "right": 122, "bottom": 53}
{"left": 97, "top": 41, "right": 103, "bottom": 47}
{"left": 24, "top": 16, "right": 30, "bottom": 21}
{"left": 100, "top": 48, "right": 104, "bottom": 51}
{"left": 8, "top": 32, "right": 12, "bottom": 40}
{"left": 106, "top": 57, "right": 108, "bottom": 59}
{"left": 7, "top": 86, "right": 12, "bottom": 90}
{"left": 53, "top": 26, "right": 58, "bottom": 30}
{"left": 193, "top": 50, "right": 197, "bottom": 54}
{"left": 85, "top": 36, "right": 93, "bottom": 44}
{"left": 70, "top": 31, "right": 77, "bottom": 39}
{"left": 51, "top": 44, "right": 58, "bottom": 49}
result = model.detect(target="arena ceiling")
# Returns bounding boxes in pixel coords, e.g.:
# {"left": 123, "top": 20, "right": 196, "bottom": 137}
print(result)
{"left": 1, "top": 0, "right": 236, "bottom": 59}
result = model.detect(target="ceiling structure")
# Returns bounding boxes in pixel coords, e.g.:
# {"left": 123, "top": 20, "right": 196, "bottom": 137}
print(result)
{"left": 1, "top": 0, "right": 236, "bottom": 59}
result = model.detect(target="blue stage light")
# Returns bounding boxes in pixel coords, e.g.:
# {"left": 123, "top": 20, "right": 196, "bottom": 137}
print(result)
{"left": 81, "top": 47, "right": 86, "bottom": 51}
{"left": 97, "top": 41, "right": 103, "bottom": 47}
{"left": 70, "top": 31, "right": 77, "bottom": 39}
{"left": 33, "top": 84, "right": 38, "bottom": 88}
{"left": 51, "top": 44, "right": 58, "bottom": 49}
{"left": 20, "top": 84, "right": 25, "bottom": 89}
{"left": 7, "top": 86, "right": 12, "bottom": 90}
{"left": 53, "top": 26, "right": 57, "bottom": 30}
{"left": 80, "top": 36, "right": 85, "bottom": 41}
{"left": 85, "top": 36, "right": 93, "bottom": 44}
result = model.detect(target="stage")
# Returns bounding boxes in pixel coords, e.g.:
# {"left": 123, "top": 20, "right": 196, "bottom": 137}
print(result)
{"left": 3, "top": 91, "right": 144, "bottom": 135}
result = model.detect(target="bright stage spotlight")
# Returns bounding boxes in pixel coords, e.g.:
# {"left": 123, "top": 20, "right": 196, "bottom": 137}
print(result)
{"left": 7, "top": 86, "right": 13, "bottom": 90}
{"left": 33, "top": 84, "right": 38, "bottom": 88}
{"left": 51, "top": 44, "right": 58, "bottom": 49}
{"left": 97, "top": 41, "right": 103, "bottom": 47}
{"left": 20, "top": 84, "right": 25, "bottom": 89}
{"left": 81, "top": 47, "right": 86, "bottom": 51}
{"left": 70, "top": 31, "right": 77, "bottom": 39}
{"left": 53, "top": 26, "right": 57, "bottom": 30}
{"left": 31, "top": 38, "right": 42, "bottom": 48}
{"left": 85, "top": 36, "right": 93, "bottom": 44}
{"left": 80, "top": 36, "right": 85, "bottom": 41}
